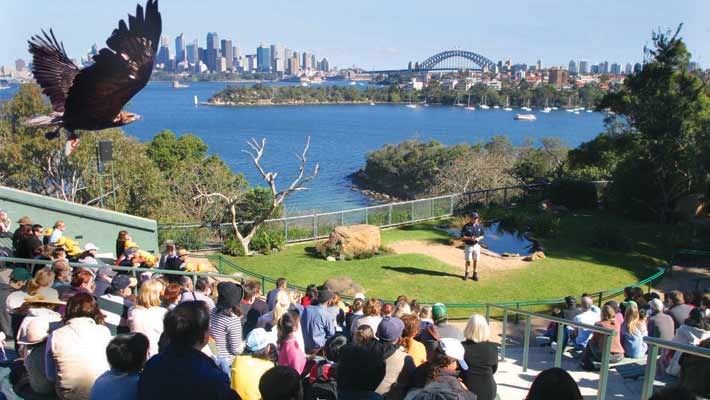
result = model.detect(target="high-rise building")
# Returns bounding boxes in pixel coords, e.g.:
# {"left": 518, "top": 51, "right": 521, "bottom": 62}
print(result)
{"left": 206, "top": 32, "right": 219, "bottom": 71}
{"left": 198, "top": 48, "right": 207, "bottom": 63}
{"left": 257, "top": 43, "right": 271, "bottom": 72}
{"left": 568, "top": 60, "right": 577, "bottom": 75}
{"left": 246, "top": 54, "right": 257, "bottom": 72}
{"left": 156, "top": 37, "right": 170, "bottom": 68}
{"left": 269, "top": 44, "right": 284, "bottom": 72}
{"left": 14, "top": 59, "right": 26, "bottom": 72}
{"left": 186, "top": 40, "right": 198, "bottom": 64}
{"left": 624, "top": 63, "right": 633, "bottom": 74}
{"left": 599, "top": 61, "right": 609, "bottom": 74}
{"left": 579, "top": 60, "right": 589, "bottom": 75}
{"left": 688, "top": 61, "right": 700, "bottom": 72}
{"left": 318, "top": 58, "right": 329, "bottom": 72}
{"left": 610, "top": 63, "right": 621, "bottom": 74}
{"left": 536, "top": 59, "right": 542, "bottom": 70}
{"left": 634, "top": 62, "right": 643, "bottom": 73}
{"left": 590, "top": 64, "right": 599, "bottom": 74}
{"left": 175, "top": 33, "right": 186, "bottom": 63}
{"left": 302, "top": 52, "right": 313, "bottom": 70}
{"left": 221, "top": 39, "right": 233, "bottom": 70}
{"left": 548, "top": 67, "right": 568, "bottom": 87}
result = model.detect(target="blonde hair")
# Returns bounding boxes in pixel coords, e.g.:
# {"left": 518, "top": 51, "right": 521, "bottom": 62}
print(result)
{"left": 273, "top": 290, "right": 291, "bottom": 325}
{"left": 288, "top": 290, "right": 302, "bottom": 305}
{"left": 27, "top": 269, "right": 55, "bottom": 295}
{"left": 624, "top": 303, "right": 644, "bottom": 335}
{"left": 137, "top": 279, "right": 164, "bottom": 308}
{"left": 463, "top": 314, "right": 490, "bottom": 343}
{"left": 419, "top": 305, "right": 432, "bottom": 320}
{"left": 394, "top": 302, "right": 412, "bottom": 318}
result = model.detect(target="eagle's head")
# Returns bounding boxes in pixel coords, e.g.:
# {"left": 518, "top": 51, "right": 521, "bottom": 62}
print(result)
{"left": 115, "top": 111, "right": 142, "bottom": 126}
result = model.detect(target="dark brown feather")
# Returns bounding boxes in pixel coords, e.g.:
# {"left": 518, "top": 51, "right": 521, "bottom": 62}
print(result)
{"left": 27, "top": 29, "right": 80, "bottom": 113}
{"left": 62, "top": 0, "right": 161, "bottom": 130}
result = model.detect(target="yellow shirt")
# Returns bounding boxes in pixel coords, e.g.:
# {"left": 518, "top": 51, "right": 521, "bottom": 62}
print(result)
{"left": 406, "top": 339, "right": 428, "bottom": 366}
{"left": 231, "top": 355, "right": 274, "bottom": 400}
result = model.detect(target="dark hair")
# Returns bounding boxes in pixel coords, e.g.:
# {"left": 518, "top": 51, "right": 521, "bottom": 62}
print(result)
{"left": 564, "top": 296, "right": 576, "bottom": 307}
{"left": 244, "top": 308, "right": 261, "bottom": 337}
{"left": 70, "top": 269, "right": 93, "bottom": 288}
{"left": 32, "top": 224, "right": 43, "bottom": 232}
{"left": 526, "top": 368, "right": 582, "bottom": 400}
{"left": 648, "top": 385, "right": 696, "bottom": 400}
{"left": 669, "top": 290, "right": 685, "bottom": 305}
{"left": 259, "top": 366, "right": 303, "bottom": 400}
{"left": 684, "top": 308, "right": 710, "bottom": 330}
{"left": 410, "top": 348, "right": 452, "bottom": 389}
{"left": 106, "top": 333, "right": 149, "bottom": 373}
{"left": 163, "top": 301, "right": 209, "bottom": 350}
{"left": 353, "top": 324, "right": 375, "bottom": 345}
{"left": 250, "top": 343, "right": 278, "bottom": 363}
{"left": 276, "top": 277, "right": 287, "bottom": 288}
{"left": 278, "top": 311, "right": 299, "bottom": 346}
{"left": 305, "top": 284, "right": 318, "bottom": 299}
{"left": 352, "top": 298, "right": 364, "bottom": 312}
{"left": 336, "top": 345, "right": 386, "bottom": 392}
{"left": 324, "top": 335, "right": 348, "bottom": 362}
{"left": 64, "top": 293, "right": 105, "bottom": 324}
{"left": 195, "top": 277, "right": 210, "bottom": 292}
{"left": 163, "top": 283, "right": 182, "bottom": 305}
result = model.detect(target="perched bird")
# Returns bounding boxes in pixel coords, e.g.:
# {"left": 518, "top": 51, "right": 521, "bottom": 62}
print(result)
{"left": 26, "top": 0, "right": 161, "bottom": 155}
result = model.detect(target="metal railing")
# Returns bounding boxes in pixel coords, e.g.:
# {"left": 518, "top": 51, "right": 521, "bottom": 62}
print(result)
{"left": 641, "top": 337, "right": 710, "bottom": 399}
{"left": 158, "top": 184, "right": 546, "bottom": 249}
{"left": 485, "top": 303, "right": 618, "bottom": 400}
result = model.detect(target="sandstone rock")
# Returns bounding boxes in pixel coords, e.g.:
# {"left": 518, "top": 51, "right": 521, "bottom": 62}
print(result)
{"left": 523, "top": 251, "right": 546, "bottom": 262}
{"left": 332, "top": 224, "right": 381, "bottom": 258}
{"left": 501, "top": 252, "right": 520, "bottom": 257}
{"left": 326, "top": 256, "right": 336, "bottom": 262}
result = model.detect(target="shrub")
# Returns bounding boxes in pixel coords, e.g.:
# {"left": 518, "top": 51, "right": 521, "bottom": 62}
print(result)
{"left": 548, "top": 179, "right": 599, "bottom": 210}
{"left": 222, "top": 235, "right": 245, "bottom": 256}
{"left": 498, "top": 213, "right": 529, "bottom": 232}
{"left": 590, "top": 225, "right": 632, "bottom": 251}
{"left": 250, "top": 227, "right": 286, "bottom": 254}
{"left": 530, "top": 214, "right": 561, "bottom": 238}
{"left": 159, "top": 227, "right": 208, "bottom": 250}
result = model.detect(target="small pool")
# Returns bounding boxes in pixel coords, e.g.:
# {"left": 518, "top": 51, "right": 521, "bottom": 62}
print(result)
{"left": 446, "top": 222, "right": 536, "bottom": 255}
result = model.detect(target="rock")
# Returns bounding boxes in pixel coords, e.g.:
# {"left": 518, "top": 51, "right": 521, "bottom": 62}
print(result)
{"left": 523, "top": 251, "right": 546, "bottom": 262}
{"left": 332, "top": 224, "right": 381, "bottom": 258}
{"left": 324, "top": 276, "right": 364, "bottom": 297}
{"left": 271, "top": 248, "right": 279, "bottom": 254}
{"left": 326, "top": 256, "right": 336, "bottom": 262}
{"left": 501, "top": 252, "right": 520, "bottom": 257}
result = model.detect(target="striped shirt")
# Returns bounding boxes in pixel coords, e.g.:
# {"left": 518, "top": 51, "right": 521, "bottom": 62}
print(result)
{"left": 209, "top": 308, "right": 243, "bottom": 365}
{"left": 97, "top": 293, "right": 134, "bottom": 336}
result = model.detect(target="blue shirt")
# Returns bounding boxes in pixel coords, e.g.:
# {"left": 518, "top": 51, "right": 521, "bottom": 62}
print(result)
{"left": 301, "top": 304, "right": 336, "bottom": 352}
{"left": 461, "top": 223, "right": 484, "bottom": 245}
{"left": 90, "top": 370, "right": 139, "bottom": 400}
{"left": 266, "top": 288, "right": 280, "bottom": 310}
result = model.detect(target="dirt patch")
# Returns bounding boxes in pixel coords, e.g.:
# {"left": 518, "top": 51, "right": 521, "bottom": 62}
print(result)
{"left": 388, "top": 240, "right": 533, "bottom": 279}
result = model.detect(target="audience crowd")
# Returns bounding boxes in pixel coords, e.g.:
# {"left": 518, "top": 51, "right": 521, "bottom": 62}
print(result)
{"left": 0, "top": 212, "right": 708, "bottom": 399}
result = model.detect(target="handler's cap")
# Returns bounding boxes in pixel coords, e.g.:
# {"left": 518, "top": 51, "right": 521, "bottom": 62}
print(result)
{"left": 470, "top": 212, "right": 480, "bottom": 219}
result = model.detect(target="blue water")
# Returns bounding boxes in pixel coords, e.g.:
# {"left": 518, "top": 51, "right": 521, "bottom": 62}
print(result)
{"left": 1, "top": 81, "right": 606, "bottom": 214}
{"left": 447, "top": 222, "right": 535, "bottom": 255}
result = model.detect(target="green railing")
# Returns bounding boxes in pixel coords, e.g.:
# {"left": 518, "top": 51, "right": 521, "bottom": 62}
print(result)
{"left": 486, "top": 303, "right": 618, "bottom": 400}
{"left": 641, "top": 337, "right": 710, "bottom": 399}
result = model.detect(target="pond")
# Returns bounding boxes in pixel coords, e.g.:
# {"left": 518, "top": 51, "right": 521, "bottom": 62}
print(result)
{"left": 445, "top": 222, "right": 536, "bottom": 256}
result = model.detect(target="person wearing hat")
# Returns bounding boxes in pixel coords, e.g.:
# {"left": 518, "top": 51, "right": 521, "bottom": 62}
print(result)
{"left": 372, "top": 315, "right": 416, "bottom": 398}
{"left": 97, "top": 275, "right": 136, "bottom": 336}
{"left": 301, "top": 290, "right": 337, "bottom": 354}
{"left": 16, "top": 287, "right": 64, "bottom": 357}
{"left": 231, "top": 328, "right": 278, "bottom": 400}
{"left": 209, "top": 282, "right": 245, "bottom": 367}
{"left": 11, "top": 216, "right": 32, "bottom": 253}
{"left": 407, "top": 338, "right": 474, "bottom": 399}
{"left": 78, "top": 243, "right": 99, "bottom": 265}
{"left": 460, "top": 212, "right": 485, "bottom": 281}
{"left": 18, "top": 317, "right": 56, "bottom": 396}
{"left": 93, "top": 265, "right": 117, "bottom": 297}
{"left": 6, "top": 268, "right": 33, "bottom": 339}
{"left": 648, "top": 298, "right": 674, "bottom": 341}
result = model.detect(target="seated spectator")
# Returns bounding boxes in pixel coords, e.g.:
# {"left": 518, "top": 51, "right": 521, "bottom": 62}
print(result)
{"left": 663, "top": 308, "right": 710, "bottom": 376}
{"left": 420, "top": 304, "right": 464, "bottom": 359}
{"left": 259, "top": 289, "right": 291, "bottom": 331}
{"left": 231, "top": 328, "right": 278, "bottom": 400}
{"left": 372, "top": 315, "right": 415, "bottom": 398}
{"left": 266, "top": 277, "right": 287, "bottom": 310}
{"left": 400, "top": 314, "right": 427, "bottom": 367}
{"left": 303, "top": 335, "right": 347, "bottom": 400}
{"left": 461, "top": 314, "right": 498, "bottom": 400}
{"left": 679, "top": 338, "right": 710, "bottom": 399}
{"left": 209, "top": 282, "right": 244, "bottom": 367}
{"left": 350, "top": 298, "right": 382, "bottom": 337}
{"left": 158, "top": 241, "right": 177, "bottom": 269}
{"left": 404, "top": 382, "right": 475, "bottom": 400}
{"left": 666, "top": 290, "right": 693, "bottom": 329}
{"left": 621, "top": 302, "right": 648, "bottom": 358}
{"left": 410, "top": 339, "right": 473, "bottom": 399}
{"left": 541, "top": 306, "right": 566, "bottom": 345}
{"left": 179, "top": 277, "right": 215, "bottom": 310}
{"left": 525, "top": 367, "right": 582, "bottom": 400}
{"left": 54, "top": 236, "right": 82, "bottom": 260}
{"left": 78, "top": 243, "right": 100, "bottom": 265}
{"left": 48, "top": 220, "right": 66, "bottom": 245}
{"left": 16, "top": 287, "right": 63, "bottom": 357}
{"left": 417, "top": 306, "right": 434, "bottom": 336}
{"left": 562, "top": 296, "right": 581, "bottom": 320}
{"left": 52, "top": 259, "right": 73, "bottom": 291}
{"left": 162, "top": 249, "right": 188, "bottom": 282}
{"left": 46, "top": 293, "right": 112, "bottom": 400}
{"left": 58, "top": 269, "right": 94, "bottom": 302}
{"left": 345, "top": 298, "right": 365, "bottom": 337}
{"left": 302, "top": 291, "right": 337, "bottom": 353}
{"left": 94, "top": 266, "right": 117, "bottom": 297}
{"left": 648, "top": 385, "right": 697, "bottom": 400}
{"left": 115, "top": 230, "right": 129, "bottom": 261}
{"left": 162, "top": 282, "right": 182, "bottom": 311}
{"left": 52, "top": 247, "right": 67, "bottom": 261}
{"left": 607, "top": 300, "right": 624, "bottom": 326}
{"left": 27, "top": 268, "right": 55, "bottom": 296}
{"left": 0, "top": 209, "right": 11, "bottom": 233}
{"left": 240, "top": 281, "right": 268, "bottom": 317}
{"left": 302, "top": 284, "right": 318, "bottom": 307}
{"left": 336, "top": 344, "right": 386, "bottom": 400}
{"left": 97, "top": 275, "right": 135, "bottom": 336}
{"left": 128, "top": 280, "right": 167, "bottom": 357}
{"left": 90, "top": 333, "right": 149, "bottom": 400}
{"left": 138, "top": 301, "right": 239, "bottom": 400}
{"left": 17, "top": 317, "right": 56, "bottom": 396}
{"left": 259, "top": 365, "right": 303, "bottom": 400}
{"left": 6, "top": 268, "right": 32, "bottom": 338}
{"left": 11, "top": 217, "right": 32, "bottom": 254}
{"left": 394, "top": 301, "right": 412, "bottom": 318}
{"left": 17, "top": 224, "right": 43, "bottom": 260}
{"left": 580, "top": 303, "right": 624, "bottom": 370}
{"left": 648, "top": 298, "right": 674, "bottom": 341}
{"left": 278, "top": 311, "right": 307, "bottom": 374}
{"left": 354, "top": 324, "right": 375, "bottom": 345}
{"left": 327, "top": 293, "right": 346, "bottom": 330}
{"left": 571, "top": 296, "right": 600, "bottom": 349}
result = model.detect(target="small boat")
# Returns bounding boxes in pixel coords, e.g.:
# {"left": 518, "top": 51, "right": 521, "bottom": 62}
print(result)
{"left": 586, "top": 110, "right": 593, "bottom": 113}
{"left": 349, "top": 81, "right": 357, "bottom": 85}
{"left": 520, "top": 99, "right": 532, "bottom": 111}
{"left": 454, "top": 93, "right": 464, "bottom": 107}
{"left": 479, "top": 95, "right": 490, "bottom": 109}
{"left": 493, "top": 105, "right": 500, "bottom": 109}
{"left": 172, "top": 80, "right": 189, "bottom": 89}
{"left": 406, "top": 104, "right": 417, "bottom": 108}
{"left": 551, "top": 106, "right": 559, "bottom": 110}
{"left": 193, "top": 95, "right": 198, "bottom": 106}
{"left": 406, "top": 92, "right": 417, "bottom": 108}
{"left": 514, "top": 113, "right": 536, "bottom": 121}
{"left": 541, "top": 99, "right": 551, "bottom": 113}
{"left": 369, "top": 101, "right": 376, "bottom": 106}
{"left": 503, "top": 96, "right": 512, "bottom": 111}
{"left": 574, "top": 111, "right": 580, "bottom": 115}
{"left": 464, "top": 93, "right": 475, "bottom": 110}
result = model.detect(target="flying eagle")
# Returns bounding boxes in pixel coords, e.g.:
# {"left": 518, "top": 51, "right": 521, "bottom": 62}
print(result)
{"left": 26, "top": 0, "right": 161, "bottom": 155}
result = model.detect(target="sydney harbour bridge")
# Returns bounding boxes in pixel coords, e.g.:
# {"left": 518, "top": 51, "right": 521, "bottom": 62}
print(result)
{"left": 365, "top": 50, "right": 497, "bottom": 74}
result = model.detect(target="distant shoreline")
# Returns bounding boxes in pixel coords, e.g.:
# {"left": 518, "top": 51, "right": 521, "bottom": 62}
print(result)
{"left": 205, "top": 100, "right": 406, "bottom": 107}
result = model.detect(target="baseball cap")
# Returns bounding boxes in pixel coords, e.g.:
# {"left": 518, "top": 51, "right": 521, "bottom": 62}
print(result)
{"left": 470, "top": 212, "right": 479, "bottom": 218}
{"left": 10, "top": 268, "right": 31, "bottom": 281}
{"left": 83, "top": 243, "right": 98, "bottom": 251}
{"left": 439, "top": 338, "right": 468, "bottom": 370}
{"left": 354, "top": 293, "right": 366, "bottom": 301}
{"left": 432, "top": 303, "right": 448, "bottom": 322}
{"left": 97, "top": 266, "right": 117, "bottom": 278}
{"left": 376, "top": 316, "right": 405, "bottom": 342}
{"left": 246, "top": 328, "right": 271, "bottom": 352}
{"left": 111, "top": 275, "right": 132, "bottom": 291}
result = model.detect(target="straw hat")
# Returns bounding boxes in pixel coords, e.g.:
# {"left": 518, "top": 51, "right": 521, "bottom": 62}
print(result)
{"left": 177, "top": 249, "right": 189, "bottom": 257}
{"left": 16, "top": 318, "right": 51, "bottom": 345}
{"left": 24, "top": 287, "right": 65, "bottom": 306}
{"left": 18, "top": 216, "right": 32, "bottom": 225}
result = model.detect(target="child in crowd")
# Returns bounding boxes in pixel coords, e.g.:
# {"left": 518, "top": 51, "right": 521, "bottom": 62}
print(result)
{"left": 90, "top": 333, "right": 150, "bottom": 400}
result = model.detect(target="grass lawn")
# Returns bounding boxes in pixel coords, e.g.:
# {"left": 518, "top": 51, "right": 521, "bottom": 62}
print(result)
{"left": 221, "top": 209, "right": 671, "bottom": 313}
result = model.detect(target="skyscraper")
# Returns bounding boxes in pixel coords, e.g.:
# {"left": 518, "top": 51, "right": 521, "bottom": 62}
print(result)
{"left": 610, "top": 63, "right": 621, "bottom": 74}
{"left": 257, "top": 43, "right": 271, "bottom": 72}
{"left": 599, "top": 61, "right": 609, "bottom": 74}
{"left": 156, "top": 36, "right": 170, "bottom": 68}
{"left": 634, "top": 62, "right": 643, "bottom": 73}
{"left": 579, "top": 60, "right": 589, "bottom": 75}
{"left": 624, "top": 63, "right": 633, "bottom": 74}
{"left": 206, "top": 32, "right": 219, "bottom": 71}
{"left": 175, "top": 33, "right": 186, "bottom": 63}
{"left": 536, "top": 59, "right": 542, "bottom": 70}
{"left": 568, "top": 60, "right": 577, "bottom": 75}
{"left": 186, "top": 40, "right": 198, "bottom": 65}
{"left": 221, "top": 39, "right": 234, "bottom": 70}
{"left": 548, "top": 67, "right": 568, "bottom": 87}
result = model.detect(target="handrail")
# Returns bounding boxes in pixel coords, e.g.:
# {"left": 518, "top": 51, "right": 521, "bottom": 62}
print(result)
{"left": 486, "top": 303, "right": 616, "bottom": 400}
{"left": 641, "top": 336, "right": 710, "bottom": 399}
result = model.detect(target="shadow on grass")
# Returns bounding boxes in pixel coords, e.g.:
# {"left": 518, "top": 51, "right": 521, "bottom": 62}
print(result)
{"left": 382, "top": 265, "right": 462, "bottom": 279}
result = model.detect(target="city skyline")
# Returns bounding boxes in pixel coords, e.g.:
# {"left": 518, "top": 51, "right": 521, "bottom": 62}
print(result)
{"left": 1, "top": 0, "right": 707, "bottom": 70}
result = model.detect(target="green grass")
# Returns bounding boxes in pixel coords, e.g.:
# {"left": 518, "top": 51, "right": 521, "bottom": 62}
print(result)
{"left": 222, "top": 209, "right": 673, "bottom": 311}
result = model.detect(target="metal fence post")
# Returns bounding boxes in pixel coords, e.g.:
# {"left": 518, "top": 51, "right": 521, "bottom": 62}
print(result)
{"left": 501, "top": 310, "right": 508, "bottom": 360}
{"left": 388, "top": 205, "right": 393, "bottom": 225}
{"left": 515, "top": 303, "right": 520, "bottom": 324}
{"left": 554, "top": 323, "right": 565, "bottom": 367}
{"left": 365, "top": 208, "right": 369, "bottom": 225}
{"left": 313, "top": 214, "right": 318, "bottom": 240}
{"left": 641, "top": 344, "right": 659, "bottom": 399}
{"left": 449, "top": 195, "right": 454, "bottom": 216}
{"left": 261, "top": 276, "right": 266, "bottom": 290}
{"left": 430, "top": 198, "right": 434, "bottom": 218}
{"left": 485, "top": 304, "right": 490, "bottom": 324}
{"left": 284, "top": 220, "right": 289, "bottom": 242}
{"left": 411, "top": 201, "right": 415, "bottom": 221}
{"left": 597, "top": 334, "right": 613, "bottom": 400}
{"left": 522, "top": 316, "right": 532, "bottom": 372}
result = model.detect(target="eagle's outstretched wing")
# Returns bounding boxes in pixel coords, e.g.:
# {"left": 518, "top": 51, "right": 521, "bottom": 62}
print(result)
{"left": 28, "top": 29, "right": 80, "bottom": 113}
{"left": 63, "top": 0, "right": 161, "bottom": 127}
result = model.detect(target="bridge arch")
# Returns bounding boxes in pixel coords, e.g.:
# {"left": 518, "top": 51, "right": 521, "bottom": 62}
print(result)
{"left": 418, "top": 50, "right": 497, "bottom": 71}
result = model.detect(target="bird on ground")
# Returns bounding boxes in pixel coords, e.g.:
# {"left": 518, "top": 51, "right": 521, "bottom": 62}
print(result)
{"left": 26, "top": 0, "right": 162, "bottom": 155}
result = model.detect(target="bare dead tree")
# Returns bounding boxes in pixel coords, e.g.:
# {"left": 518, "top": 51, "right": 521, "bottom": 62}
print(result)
{"left": 194, "top": 136, "right": 319, "bottom": 254}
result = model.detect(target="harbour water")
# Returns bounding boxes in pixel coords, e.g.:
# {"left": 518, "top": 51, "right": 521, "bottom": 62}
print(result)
{"left": 1, "top": 81, "right": 606, "bottom": 214}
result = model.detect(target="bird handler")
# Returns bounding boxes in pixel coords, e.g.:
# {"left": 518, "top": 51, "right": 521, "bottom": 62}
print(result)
{"left": 460, "top": 212, "right": 484, "bottom": 281}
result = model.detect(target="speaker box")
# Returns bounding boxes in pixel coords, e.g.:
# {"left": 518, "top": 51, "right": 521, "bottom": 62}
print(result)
{"left": 98, "top": 140, "right": 113, "bottom": 162}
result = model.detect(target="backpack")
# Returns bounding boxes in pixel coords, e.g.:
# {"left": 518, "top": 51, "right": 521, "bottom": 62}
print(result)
{"left": 303, "top": 359, "right": 337, "bottom": 400}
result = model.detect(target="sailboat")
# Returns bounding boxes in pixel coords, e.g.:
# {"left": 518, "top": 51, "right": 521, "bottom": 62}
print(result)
{"left": 193, "top": 95, "right": 198, "bottom": 106}
{"left": 406, "top": 91, "right": 417, "bottom": 108}
{"left": 503, "top": 96, "right": 513, "bottom": 111}
{"left": 565, "top": 97, "right": 575, "bottom": 112}
{"left": 454, "top": 92, "right": 464, "bottom": 107}
{"left": 542, "top": 99, "right": 551, "bottom": 113}
{"left": 464, "top": 93, "right": 475, "bottom": 110}
{"left": 479, "top": 94, "right": 490, "bottom": 110}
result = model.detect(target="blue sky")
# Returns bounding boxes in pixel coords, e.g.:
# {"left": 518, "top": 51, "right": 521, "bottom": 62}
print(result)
{"left": 2, "top": 0, "right": 707, "bottom": 70}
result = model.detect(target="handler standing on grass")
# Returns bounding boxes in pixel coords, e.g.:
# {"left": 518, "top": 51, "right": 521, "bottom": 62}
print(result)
{"left": 461, "top": 212, "right": 485, "bottom": 281}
